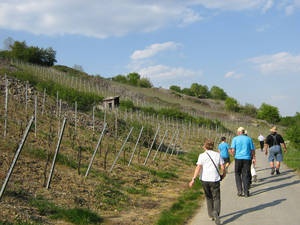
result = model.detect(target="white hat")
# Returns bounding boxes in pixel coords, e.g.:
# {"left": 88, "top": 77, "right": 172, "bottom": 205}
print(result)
{"left": 237, "top": 127, "right": 245, "bottom": 132}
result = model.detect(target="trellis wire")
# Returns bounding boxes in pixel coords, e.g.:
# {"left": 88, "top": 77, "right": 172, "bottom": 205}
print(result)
{"left": 144, "top": 126, "right": 160, "bottom": 166}
{"left": 169, "top": 130, "right": 179, "bottom": 157}
{"left": 163, "top": 130, "right": 176, "bottom": 159}
{"left": 109, "top": 127, "right": 134, "bottom": 172}
{"left": 128, "top": 126, "right": 144, "bottom": 166}
{"left": 153, "top": 130, "right": 168, "bottom": 161}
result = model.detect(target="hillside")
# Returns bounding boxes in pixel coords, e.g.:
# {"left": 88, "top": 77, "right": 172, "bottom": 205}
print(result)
{"left": 0, "top": 60, "right": 269, "bottom": 225}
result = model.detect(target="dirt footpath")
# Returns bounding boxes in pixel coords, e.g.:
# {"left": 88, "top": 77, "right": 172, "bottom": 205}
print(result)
{"left": 187, "top": 149, "right": 300, "bottom": 225}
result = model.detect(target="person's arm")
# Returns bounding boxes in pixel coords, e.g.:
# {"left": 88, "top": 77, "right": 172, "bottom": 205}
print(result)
{"left": 264, "top": 136, "right": 269, "bottom": 155}
{"left": 250, "top": 139, "right": 256, "bottom": 163}
{"left": 251, "top": 149, "right": 256, "bottom": 164}
{"left": 220, "top": 163, "right": 226, "bottom": 179}
{"left": 189, "top": 164, "right": 201, "bottom": 187}
{"left": 264, "top": 143, "right": 269, "bottom": 155}
{"left": 279, "top": 135, "right": 287, "bottom": 153}
{"left": 281, "top": 142, "right": 287, "bottom": 153}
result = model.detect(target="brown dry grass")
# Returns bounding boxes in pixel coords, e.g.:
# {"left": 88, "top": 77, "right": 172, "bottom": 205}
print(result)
{"left": 0, "top": 72, "right": 196, "bottom": 225}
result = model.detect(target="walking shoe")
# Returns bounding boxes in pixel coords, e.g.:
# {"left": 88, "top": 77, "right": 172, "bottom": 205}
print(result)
{"left": 213, "top": 212, "right": 220, "bottom": 225}
{"left": 276, "top": 169, "right": 280, "bottom": 175}
{"left": 237, "top": 192, "right": 244, "bottom": 197}
{"left": 271, "top": 168, "right": 275, "bottom": 175}
{"left": 244, "top": 191, "right": 250, "bottom": 197}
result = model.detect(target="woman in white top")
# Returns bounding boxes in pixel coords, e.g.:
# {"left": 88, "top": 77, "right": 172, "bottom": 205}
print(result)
{"left": 189, "top": 139, "right": 226, "bottom": 225}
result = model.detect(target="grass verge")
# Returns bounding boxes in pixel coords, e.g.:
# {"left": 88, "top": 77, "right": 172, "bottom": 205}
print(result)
{"left": 155, "top": 180, "right": 203, "bottom": 225}
{"left": 30, "top": 196, "right": 103, "bottom": 225}
{"left": 284, "top": 146, "right": 300, "bottom": 172}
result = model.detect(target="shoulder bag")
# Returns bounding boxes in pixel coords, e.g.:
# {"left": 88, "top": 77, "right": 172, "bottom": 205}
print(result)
{"left": 206, "top": 152, "right": 223, "bottom": 181}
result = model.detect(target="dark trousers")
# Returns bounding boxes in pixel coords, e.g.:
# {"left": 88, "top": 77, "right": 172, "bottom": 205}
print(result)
{"left": 259, "top": 141, "right": 264, "bottom": 150}
{"left": 234, "top": 159, "right": 252, "bottom": 195}
{"left": 201, "top": 181, "right": 221, "bottom": 218}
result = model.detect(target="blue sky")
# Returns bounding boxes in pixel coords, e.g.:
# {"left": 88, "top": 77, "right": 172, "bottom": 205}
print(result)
{"left": 1, "top": 0, "right": 299, "bottom": 117}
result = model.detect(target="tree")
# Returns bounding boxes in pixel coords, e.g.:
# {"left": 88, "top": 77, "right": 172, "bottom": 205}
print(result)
{"left": 257, "top": 103, "right": 280, "bottom": 123}
{"left": 190, "top": 83, "right": 209, "bottom": 98}
{"left": 138, "top": 77, "right": 152, "bottom": 88}
{"left": 210, "top": 86, "right": 227, "bottom": 100}
{"left": 225, "top": 97, "right": 239, "bottom": 112}
{"left": 181, "top": 88, "right": 193, "bottom": 96}
{"left": 8, "top": 41, "right": 57, "bottom": 66}
{"left": 112, "top": 74, "right": 127, "bottom": 83}
{"left": 170, "top": 85, "right": 181, "bottom": 93}
{"left": 190, "top": 83, "right": 200, "bottom": 97}
{"left": 284, "top": 113, "right": 300, "bottom": 146}
{"left": 198, "top": 85, "right": 209, "bottom": 98}
{"left": 127, "top": 72, "right": 140, "bottom": 86}
{"left": 42, "top": 47, "right": 57, "bottom": 66}
{"left": 10, "top": 41, "right": 27, "bottom": 60}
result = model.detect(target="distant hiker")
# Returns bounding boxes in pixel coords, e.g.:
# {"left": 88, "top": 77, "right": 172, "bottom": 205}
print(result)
{"left": 230, "top": 127, "right": 255, "bottom": 197}
{"left": 189, "top": 139, "right": 226, "bottom": 225}
{"left": 258, "top": 134, "right": 265, "bottom": 152}
{"left": 218, "top": 136, "right": 230, "bottom": 172}
{"left": 264, "top": 126, "right": 287, "bottom": 175}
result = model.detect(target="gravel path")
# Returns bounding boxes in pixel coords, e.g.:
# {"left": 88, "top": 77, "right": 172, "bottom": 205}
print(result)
{"left": 187, "top": 149, "right": 300, "bottom": 225}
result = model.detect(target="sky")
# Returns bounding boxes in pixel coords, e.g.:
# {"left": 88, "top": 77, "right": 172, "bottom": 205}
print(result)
{"left": 0, "top": 0, "right": 300, "bottom": 117}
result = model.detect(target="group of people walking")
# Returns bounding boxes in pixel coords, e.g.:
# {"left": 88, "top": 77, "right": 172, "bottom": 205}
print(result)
{"left": 189, "top": 126, "right": 287, "bottom": 225}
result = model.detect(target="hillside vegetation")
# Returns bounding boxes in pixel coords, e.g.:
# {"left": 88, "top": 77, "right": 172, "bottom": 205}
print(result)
{"left": 0, "top": 59, "right": 281, "bottom": 225}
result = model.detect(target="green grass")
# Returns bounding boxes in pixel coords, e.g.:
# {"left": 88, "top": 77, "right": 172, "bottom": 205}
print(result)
{"left": 284, "top": 146, "right": 300, "bottom": 171}
{"left": 30, "top": 196, "right": 103, "bottom": 225}
{"left": 156, "top": 180, "right": 203, "bottom": 225}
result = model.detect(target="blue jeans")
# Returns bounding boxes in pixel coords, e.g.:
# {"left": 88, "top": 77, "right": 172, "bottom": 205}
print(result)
{"left": 234, "top": 159, "right": 252, "bottom": 195}
{"left": 201, "top": 181, "right": 221, "bottom": 218}
{"left": 268, "top": 145, "right": 283, "bottom": 162}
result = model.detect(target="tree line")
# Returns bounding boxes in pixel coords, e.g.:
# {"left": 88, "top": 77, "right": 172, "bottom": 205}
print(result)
{"left": 0, "top": 37, "right": 56, "bottom": 66}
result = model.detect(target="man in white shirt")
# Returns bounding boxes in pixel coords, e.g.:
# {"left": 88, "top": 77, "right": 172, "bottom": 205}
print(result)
{"left": 258, "top": 134, "right": 265, "bottom": 152}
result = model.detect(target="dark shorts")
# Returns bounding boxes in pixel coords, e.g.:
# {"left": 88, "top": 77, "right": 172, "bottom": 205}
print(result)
{"left": 222, "top": 157, "right": 230, "bottom": 164}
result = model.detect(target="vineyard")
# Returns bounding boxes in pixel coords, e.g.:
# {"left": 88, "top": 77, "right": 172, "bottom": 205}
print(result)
{"left": 0, "top": 59, "right": 268, "bottom": 225}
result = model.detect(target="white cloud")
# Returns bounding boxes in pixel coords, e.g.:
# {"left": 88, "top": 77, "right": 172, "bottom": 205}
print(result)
{"left": 224, "top": 71, "right": 244, "bottom": 79}
{"left": 249, "top": 52, "right": 300, "bottom": 75}
{"left": 0, "top": 1, "right": 203, "bottom": 38}
{"left": 139, "top": 64, "right": 200, "bottom": 79}
{"left": 137, "top": 64, "right": 202, "bottom": 88}
{"left": 0, "top": 0, "right": 297, "bottom": 38}
{"left": 128, "top": 40, "right": 201, "bottom": 87}
{"left": 188, "top": 0, "right": 274, "bottom": 12}
{"left": 130, "top": 42, "right": 181, "bottom": 60}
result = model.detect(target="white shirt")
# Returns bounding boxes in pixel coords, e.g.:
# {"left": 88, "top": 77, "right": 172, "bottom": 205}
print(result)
{"left": 196, "top": 150, "right": 224, "bottom": 182}
{"left": 258, "top": 134, "right": 265, "bottom": 141}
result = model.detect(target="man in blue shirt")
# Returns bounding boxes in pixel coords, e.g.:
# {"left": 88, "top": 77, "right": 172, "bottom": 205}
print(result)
{"left": 218, "top": 137, "right": 230, "bottom": 171}
{"left": 230, "top": 127, "right": 255, "bottom": 197}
